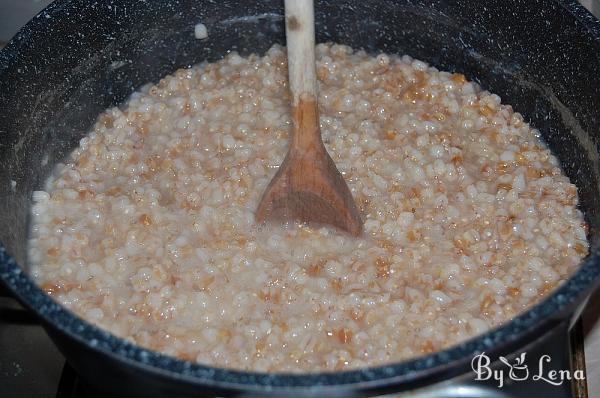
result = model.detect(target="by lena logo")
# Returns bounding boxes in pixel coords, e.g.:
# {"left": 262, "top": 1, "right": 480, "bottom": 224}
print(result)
{"left": 498, "top": 352, "right": 528, "bottom": 381}
{"left": 471, "top": 352, "right": 585, "bottom": 388}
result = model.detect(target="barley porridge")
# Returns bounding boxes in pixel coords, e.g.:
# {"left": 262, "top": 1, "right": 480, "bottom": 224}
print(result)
{"left": 28, "top": 43, "right": 588, "bottom": 372}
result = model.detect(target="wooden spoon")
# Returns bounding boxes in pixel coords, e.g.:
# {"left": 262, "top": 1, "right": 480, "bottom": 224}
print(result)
{"left": 255, "top": 0, "right": 363, "bottom": 236}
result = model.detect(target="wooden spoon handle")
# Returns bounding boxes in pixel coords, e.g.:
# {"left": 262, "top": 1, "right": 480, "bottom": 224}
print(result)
{"left": 284, "top": 0, "right": 322, "bottom": 152}
{"left": 284, "top": 0, "right": 317, "bottom": 104}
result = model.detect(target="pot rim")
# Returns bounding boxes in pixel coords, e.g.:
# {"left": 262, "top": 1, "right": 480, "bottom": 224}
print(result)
{"left": 1, "top": 0, "right": 600, "bottom": 393}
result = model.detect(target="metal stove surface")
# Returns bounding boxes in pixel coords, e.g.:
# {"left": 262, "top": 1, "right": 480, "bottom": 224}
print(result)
{"left": 0, "top": 295, "right": 63, "bottom": 397}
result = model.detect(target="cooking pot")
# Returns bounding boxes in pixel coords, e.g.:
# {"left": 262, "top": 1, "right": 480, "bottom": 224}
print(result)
{"left": 1, "top": 0, "right": 600, "bottom": 396}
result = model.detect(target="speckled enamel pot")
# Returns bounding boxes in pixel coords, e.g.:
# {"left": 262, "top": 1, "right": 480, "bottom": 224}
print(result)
{"left": 1, "top": 0, "right": 600, "bottom": 397}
